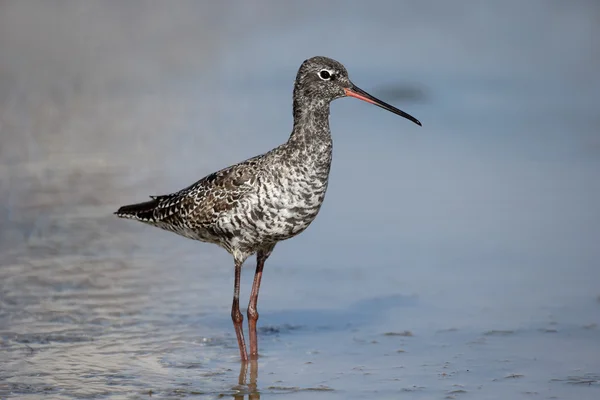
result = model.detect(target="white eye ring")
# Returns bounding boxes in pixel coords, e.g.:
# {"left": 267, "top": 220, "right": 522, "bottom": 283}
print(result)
{"left": 318, "top": 69, "right": 333, "bottom": 81}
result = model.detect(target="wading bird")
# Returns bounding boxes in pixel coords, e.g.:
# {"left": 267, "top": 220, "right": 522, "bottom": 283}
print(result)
{"left": 115, "top": 56, "right": 421, "bottom": 361}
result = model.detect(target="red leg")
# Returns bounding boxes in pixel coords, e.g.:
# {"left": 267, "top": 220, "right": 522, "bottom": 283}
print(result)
{"left": 231, "top": 261, "right": 248, "bottom": 362}
{"left": 248, "top": 248, "right": 272, "bottom": 360}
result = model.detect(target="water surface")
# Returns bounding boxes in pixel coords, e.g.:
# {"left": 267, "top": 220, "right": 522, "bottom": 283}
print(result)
{"left": 1, "top": 1, "right": 599, "bottom": 399}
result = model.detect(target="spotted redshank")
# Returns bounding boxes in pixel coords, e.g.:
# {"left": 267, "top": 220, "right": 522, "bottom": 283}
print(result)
{"left": 115, "top": 56, "right": 421, "bottom": 361}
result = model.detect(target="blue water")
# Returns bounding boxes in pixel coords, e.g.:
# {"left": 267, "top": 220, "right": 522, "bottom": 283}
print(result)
{"left": 1, "top": 1, "right": 599, "bottom": 399}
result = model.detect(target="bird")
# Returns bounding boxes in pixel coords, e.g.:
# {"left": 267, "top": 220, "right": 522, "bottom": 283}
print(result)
{"left": 115, "top": 56, "right": 421, "bottom": 362}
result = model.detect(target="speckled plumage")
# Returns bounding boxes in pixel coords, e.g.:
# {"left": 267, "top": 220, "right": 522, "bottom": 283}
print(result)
{"left": 115, "top": 56, "right": 421, "bottom": 361}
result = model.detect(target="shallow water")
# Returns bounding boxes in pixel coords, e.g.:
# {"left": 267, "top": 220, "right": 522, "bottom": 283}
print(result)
{"left": 1, "top": 1, "right": 600, "bottom": 399}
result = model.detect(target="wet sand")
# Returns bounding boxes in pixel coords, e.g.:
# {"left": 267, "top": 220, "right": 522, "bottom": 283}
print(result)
{"left": 1, "top": 1, "right": 599, "bottom": 399}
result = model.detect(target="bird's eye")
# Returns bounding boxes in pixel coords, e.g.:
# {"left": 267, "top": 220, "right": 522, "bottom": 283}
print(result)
{"left": 319, "top": 70, "right": 332, "bottom": 80}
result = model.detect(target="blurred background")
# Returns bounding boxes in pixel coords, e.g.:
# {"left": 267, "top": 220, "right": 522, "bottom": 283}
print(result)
{"left": 0, "top": 1, "right": 599, "bottom": 399}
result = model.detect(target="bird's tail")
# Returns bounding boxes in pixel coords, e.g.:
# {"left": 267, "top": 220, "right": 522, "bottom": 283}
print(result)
{"left": 114, "top": 199, "right": 159, "bottom": 222}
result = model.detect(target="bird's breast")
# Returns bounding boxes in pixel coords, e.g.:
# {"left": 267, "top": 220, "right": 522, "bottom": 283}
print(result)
{"left": 224, "top": 162, "right": 327, "bottom": 242}
{"left": 213, "top": 145, "right": 333, "bottom": 249}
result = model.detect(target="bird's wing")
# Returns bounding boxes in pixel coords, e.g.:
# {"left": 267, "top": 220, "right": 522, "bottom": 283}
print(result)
{"left": 151, "top": 156, "right": 262, "bottom": 227}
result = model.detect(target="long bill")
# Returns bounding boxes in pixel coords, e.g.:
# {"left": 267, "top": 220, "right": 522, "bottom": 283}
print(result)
{"left": 344, "top": 85, "right": 422, "bottom": 126}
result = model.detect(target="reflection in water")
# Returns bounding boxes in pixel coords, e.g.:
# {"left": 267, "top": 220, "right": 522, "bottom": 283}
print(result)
{"left": 235, "top": 361, "right": 260, "bottom": 400}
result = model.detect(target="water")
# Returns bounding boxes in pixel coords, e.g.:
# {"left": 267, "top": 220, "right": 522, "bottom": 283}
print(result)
{"left": 1, "top": 1, "right": 599, "bottom": 399}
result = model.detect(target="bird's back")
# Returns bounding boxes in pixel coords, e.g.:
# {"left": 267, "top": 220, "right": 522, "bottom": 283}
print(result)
{"left": 115, "top": 153, "right": 263, "bottom": 242}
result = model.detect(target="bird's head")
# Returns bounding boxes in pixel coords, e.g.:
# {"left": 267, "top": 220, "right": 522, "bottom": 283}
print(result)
{"left": 294, "top": 56, "right": 421, "bottom": 126}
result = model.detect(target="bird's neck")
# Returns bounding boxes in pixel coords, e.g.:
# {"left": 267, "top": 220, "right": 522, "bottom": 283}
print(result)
{"left": 289, "top": 97, "right": 332, "bottom": 147}
{"left": 285, "top": 97, "right": 333, "bottom": 181}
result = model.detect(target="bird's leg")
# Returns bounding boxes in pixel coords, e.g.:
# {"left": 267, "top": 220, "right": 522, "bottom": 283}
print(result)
{"left": 232, "top": 260, "right": 248, "bottom": 362}
{"left": 248, "top": 247, "right": 273, "bottom": 360}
